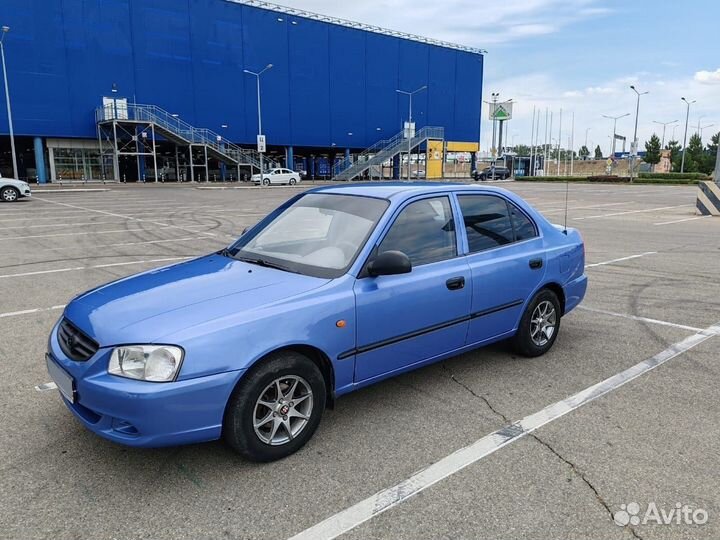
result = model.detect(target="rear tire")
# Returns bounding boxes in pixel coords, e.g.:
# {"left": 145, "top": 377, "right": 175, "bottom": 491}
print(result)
{"left": 512, "top": 289, "right": 561, "bottom": 357}
{"left": 223, "top": 351, "right": 326, "bottom": 462}
{"left": 1, "top": 187, "right": 19, "bottom": 202}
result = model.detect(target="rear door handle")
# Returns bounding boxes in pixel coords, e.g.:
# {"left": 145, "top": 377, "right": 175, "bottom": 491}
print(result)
{"left": 529, "top": 258, "right": 543, "bottom": 270}
{"left": 446, "top": 276, "right": 465, "bottom": 290}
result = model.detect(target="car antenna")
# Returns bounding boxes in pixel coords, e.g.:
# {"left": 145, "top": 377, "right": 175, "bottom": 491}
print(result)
{"left": 562, "top": 177, "right": 569, "bottom": 235}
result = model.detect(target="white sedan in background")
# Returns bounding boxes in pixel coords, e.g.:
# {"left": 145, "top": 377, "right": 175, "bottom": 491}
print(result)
{"left": 1, "top": 177, "right": 32, "bottom": 202}
{"left": 252, "top": 168, "right": 302, "bottom": 186}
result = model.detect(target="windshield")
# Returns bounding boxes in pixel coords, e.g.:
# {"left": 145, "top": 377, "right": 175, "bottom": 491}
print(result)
{"left": 230, "top": 193, "right": 389, "bottom": 278}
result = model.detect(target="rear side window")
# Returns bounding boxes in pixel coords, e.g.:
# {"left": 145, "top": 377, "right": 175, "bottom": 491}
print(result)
{"left": 458, "top": 195, "right": 513, "bottom": 252}
{"left": 378, "top": 196, "right": 457, "bottom": 266}
{"left": 458, "top": 195, "right": 538, "bottom": 253}
{"left": 509, "top": 203, "right": 538, "bottom": 241}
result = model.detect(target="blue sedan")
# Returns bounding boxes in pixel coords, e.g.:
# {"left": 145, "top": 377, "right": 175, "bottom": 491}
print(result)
{"left": 46, "top": 183, "right": 587, "bottom": 461}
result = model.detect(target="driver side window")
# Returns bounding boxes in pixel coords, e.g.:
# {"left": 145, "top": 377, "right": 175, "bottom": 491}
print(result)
{"left": 377, "top": 196, "right": 456, "bottom": 266}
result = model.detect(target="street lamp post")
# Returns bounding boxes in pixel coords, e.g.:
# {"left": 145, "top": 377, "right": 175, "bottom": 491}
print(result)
{"left": 602, "top": 113, "right": 630, "bottom": 162}
{"left": 699, "top": 123, "right": 714, "bottom": 139}
{"left": 584, "top": 127, "right": 591, "bottom": 151}
{"left": 652, "top": 120, "right": 678, "bottom": 149}
{"left": 244, "top": 63, "right": 273, "bottom": 184}
{"left": 680, "top": 97, "right": 695, "bottom": 173}
{"left": 0, "top": 26, "right": 18, "bottom": 179}
{"left": 396, "top": 85, "right": 427, "bottom": 181}
{"left": 629, "top": 85, "right": 648, "bottom": 182}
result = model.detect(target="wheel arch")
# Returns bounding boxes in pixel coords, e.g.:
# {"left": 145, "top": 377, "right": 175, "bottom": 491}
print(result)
{"left": 540, "top": 281, "right": 566, "bottom": 316}
{"left": 229, "top": 344, "right": 336, "bottom": 411}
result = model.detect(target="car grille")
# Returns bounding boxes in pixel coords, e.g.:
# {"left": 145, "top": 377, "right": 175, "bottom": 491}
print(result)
{"left": 57, "top": 318, "right": 99, "bottom": 361}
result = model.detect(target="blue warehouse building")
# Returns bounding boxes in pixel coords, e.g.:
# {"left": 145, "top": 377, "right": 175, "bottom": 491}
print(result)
{"left": 0, "top": 0, "right": 484, "bottom": 182}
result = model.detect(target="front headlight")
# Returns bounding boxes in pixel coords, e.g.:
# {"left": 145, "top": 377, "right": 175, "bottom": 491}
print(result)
{"left": 108, "top": 345, "right": 184, "bottom": 382}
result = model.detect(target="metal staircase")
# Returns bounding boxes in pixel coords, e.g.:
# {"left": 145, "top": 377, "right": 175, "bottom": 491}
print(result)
{"left": 333, "top": 126, "right": 444, "bottom": 181}
{"left": 96, "top": 102, "right": 279, "bottom": 178}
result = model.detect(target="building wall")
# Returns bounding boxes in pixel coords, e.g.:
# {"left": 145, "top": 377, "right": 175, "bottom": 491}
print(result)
{"left": 0, "top": 0, "right": 483, "bottom": 149}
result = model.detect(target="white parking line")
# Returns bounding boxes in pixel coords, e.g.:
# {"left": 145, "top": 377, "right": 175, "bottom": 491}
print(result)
{"left": 540, "top": 201, "right": 634, "bottom": 214}
{"left": 574, "top": 205, "right": 689, "bottom": 220}
{"left": 654, "top": 215, "right": 713, "bottom": 226}
{"left": 35, "top": 382, "right": 57, "bottom": 392}
{"left": 585, "top": 251, "right": 657, "bottom": 268}
{"left": 0, "top": 236, "right": 218, "bottom": 255}
{"left": 0, "top": 305, "right": 65, "bottom": 319}
{"left": 0, "top": 224, "right": 212, "bottom": 241}
{"left": 0, "top": 220, "right": 205, "bottom": 230}
{"left": 0, "top": 257, "right": 190, "bottom": 279}
{"left": 287, "top": 322, "right": 720, "bottom": 540}
{"left": 577, "top": 306, "right": 703, "bottom": 332}
{"left": 34, "top": 197, "right": 229, "bottom": 239}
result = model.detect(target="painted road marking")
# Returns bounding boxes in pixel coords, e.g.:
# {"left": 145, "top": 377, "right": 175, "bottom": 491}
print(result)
{"left": 0, "top": 224, "right": 212, "bottom": 241}
{"left": 35, "top": 382, "right": 57, "bottom": 392}
{"left": 585, "top": 251, "right": 657, "bottom": 268}
{"left": 577, "top": 305, "right": 703, "bottom": 332}
{"left": 654, "top": 215, "right": 713, "bottom": 226}
{"left": 0, "top": 257, "right": 190, "bottom": 279}
{"left": 33, "top": 197, "right": 226, "bottom": 239}
{"left": 0, "top": 305, "right": 65, "bottom": 319}
{"left": 287, "top": 322, "right": 720, "bottom": 540}
{"left": 574, "top": 205, "right": 689, "bottom": 220}
{"left": 0, "top": 236, "right": 218, "bottom": 255}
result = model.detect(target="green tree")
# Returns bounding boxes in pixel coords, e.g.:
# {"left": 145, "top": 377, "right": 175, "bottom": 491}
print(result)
{"left": 702, "top": 132, "right": 719, "bottom": 175}
{"left": 667, "top": 140, "right": 681, "bottom": 170}
{"left": 643, "top": 134, "right": 661, "bottom": 168}
{"left": 594, "top": 145, "right": 603, "bottom": 160}
{"left": 514, "top": 144, "right": 530, "bottom": 156}
{"left": 579, "top": 145, "right": 590, "bottom": 159}
{"left": 673, "top": 134, "right": 704, "bottom": 172}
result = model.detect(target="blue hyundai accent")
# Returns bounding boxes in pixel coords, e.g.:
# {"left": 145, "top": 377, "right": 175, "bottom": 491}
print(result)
{"left": 46, "top": 183, "right": 586, "bottom": 461}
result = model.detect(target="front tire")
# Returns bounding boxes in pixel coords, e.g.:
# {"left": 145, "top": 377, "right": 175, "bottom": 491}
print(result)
{"left": 1, "top": 187, "right": 19, "bottom": 202}
{"left": 223, "top": 351, "right": 326, "bottom": 462}
{"left": 512, "top": 289, "right": 561, "bottom": 357}
{"left": 262, "top": 178, "right": 270, "bottom": 186}
{"left": 289, "top": 177, "right": 297, "bottom": 185}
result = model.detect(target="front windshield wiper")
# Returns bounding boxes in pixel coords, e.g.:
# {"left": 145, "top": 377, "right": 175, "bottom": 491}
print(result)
{"left": 217, "top": 247, "right": 234, "bottom": 258}
{"left": 234, "top": 255, "right": 300, "bottom": 274}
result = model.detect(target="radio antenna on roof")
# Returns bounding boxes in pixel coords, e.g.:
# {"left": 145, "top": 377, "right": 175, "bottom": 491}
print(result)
{"left": 563, "top": 177, "right": 569, "bottom": 235}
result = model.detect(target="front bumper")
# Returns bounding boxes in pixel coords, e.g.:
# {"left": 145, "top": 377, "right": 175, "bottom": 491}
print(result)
{"left": 47, "top": 324, "right": 244, "bottom": 447}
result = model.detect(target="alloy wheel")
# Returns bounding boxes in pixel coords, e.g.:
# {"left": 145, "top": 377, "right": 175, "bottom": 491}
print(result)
{"left": 253, "top": 375, "right": 313, "bottom": 446}
{"left": 530, "top": 300, "right": 557, "bottom": 347}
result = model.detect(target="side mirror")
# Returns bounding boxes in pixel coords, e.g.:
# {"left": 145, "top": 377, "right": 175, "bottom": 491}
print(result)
{"left": 367, "top": 250, "right": 412, "bottom": 277}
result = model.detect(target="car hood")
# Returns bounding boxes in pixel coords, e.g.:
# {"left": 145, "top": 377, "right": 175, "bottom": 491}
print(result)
{"left": 1, "top": 178, "right": 27, "bottom": 188}
{"left": 64, "top": 254, "right": 329, "bottom": 344}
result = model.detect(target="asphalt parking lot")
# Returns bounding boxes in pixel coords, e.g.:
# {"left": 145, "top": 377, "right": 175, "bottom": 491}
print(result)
{"left": 1, "top": 180, "right": 718, "bottom": 540}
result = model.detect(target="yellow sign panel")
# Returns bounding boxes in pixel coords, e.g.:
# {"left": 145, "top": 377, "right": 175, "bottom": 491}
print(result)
{"left": 446, "top": 141, "right": 479, "bottom": 152}
{"left": 427, "top": 140, "right": 444, "bottom": 179}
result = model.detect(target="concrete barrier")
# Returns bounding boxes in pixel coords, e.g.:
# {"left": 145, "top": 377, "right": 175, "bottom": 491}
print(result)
{"left": 696, "top": 181, "right": 720, "bottom": 216}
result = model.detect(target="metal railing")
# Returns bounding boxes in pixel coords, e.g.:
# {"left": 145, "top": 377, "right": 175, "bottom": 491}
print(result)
{"left": 96, "top": 103, "right": 279, "bottom": 170}
{"left": 334, "top": 126, "right": 444, "bottom": 180}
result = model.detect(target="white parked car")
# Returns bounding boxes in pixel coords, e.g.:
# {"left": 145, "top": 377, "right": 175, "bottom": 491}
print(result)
{"left": 0, "top": 176, "right": 32, "bottom": 202}
{"left": 251, "top": 168, "right": 302, "bottom": 186}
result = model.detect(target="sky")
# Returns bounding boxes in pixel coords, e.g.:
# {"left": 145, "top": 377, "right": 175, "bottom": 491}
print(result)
{"left": 281, "top": 0, "right": 720, "bottom": 154}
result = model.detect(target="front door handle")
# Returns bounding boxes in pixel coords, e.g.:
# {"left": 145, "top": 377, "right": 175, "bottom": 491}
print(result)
{"left": 529, "top": 258, "right": 543, "bottom": 270}
{"left": 446, "top": 276, "right": 465, "bottom": 290}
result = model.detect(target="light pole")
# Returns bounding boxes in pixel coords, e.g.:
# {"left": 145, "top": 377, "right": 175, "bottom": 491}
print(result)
{"left": 397, "top": 85, "right": 426, "bottom": 181}
{"left": 584, "top": 127, "right": 591, "bottom": 150}
{"left": 629, "top": 85, "right": 648, "bottom": 181}
{"left": 680, "top": 97, "right": 695, "bottom": 173}
{"left": 244, "top": 63, "right": 273, "bottom": 184}
{"left": 0, "top": 25, "right": 18, "bottom": 179}
{"left": 699, "top": 123, "right": 714, "bottom": 139}
{"left": 602, "top": 113, "right": 630, "bottom": 160}
{"left": 652, "top": 120, "right": 678, "bottom": 149}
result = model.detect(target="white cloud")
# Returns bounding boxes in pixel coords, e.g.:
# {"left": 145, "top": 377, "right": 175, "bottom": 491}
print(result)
{"left": 486, "top": 70, "right": 720, "bottom": 155}
{"left": 281, "top": 0, "right": 612, "bottom": 46}
{"left": 694, "top": 68, "right": 720, "bottom": 84}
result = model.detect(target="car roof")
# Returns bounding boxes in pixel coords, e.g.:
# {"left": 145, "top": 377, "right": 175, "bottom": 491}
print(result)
{"left": 308, "top": 182, "right": 514, "bottom": 200}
